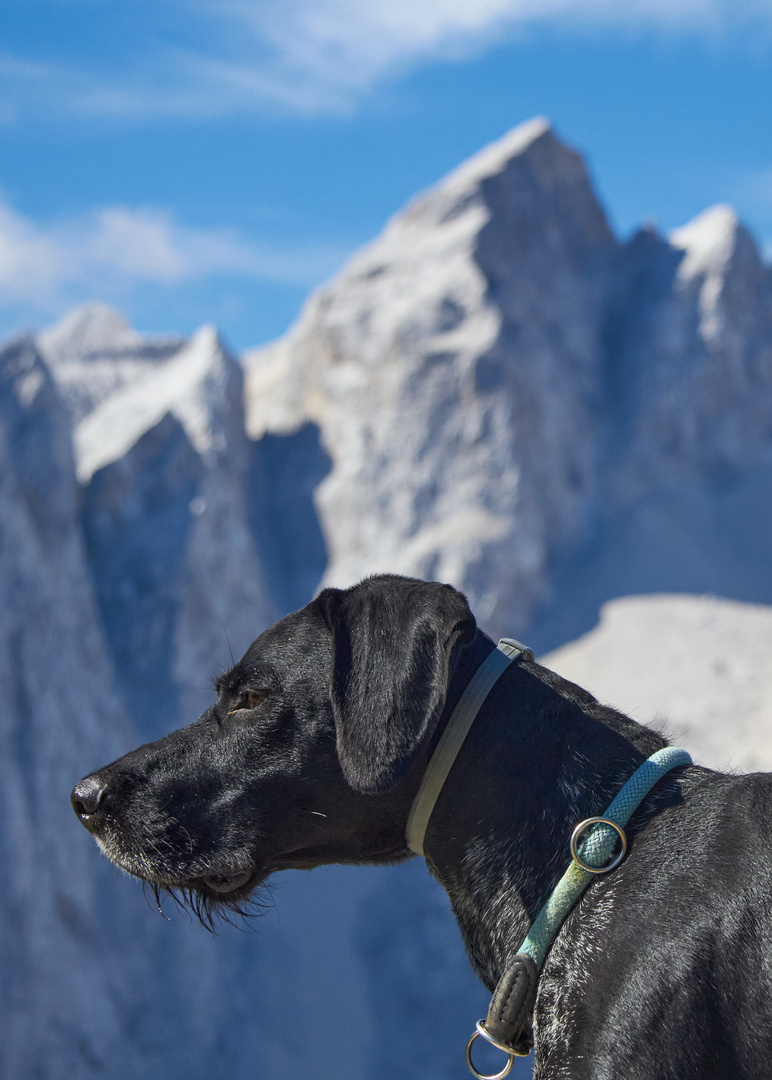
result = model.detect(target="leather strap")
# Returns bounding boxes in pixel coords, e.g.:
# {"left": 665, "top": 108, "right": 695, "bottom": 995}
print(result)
{"left": 481, "top": 953, "right": 538, "bottom": 1057}
{"left": 406, "top": 638, "right": 533, "bottom": 856}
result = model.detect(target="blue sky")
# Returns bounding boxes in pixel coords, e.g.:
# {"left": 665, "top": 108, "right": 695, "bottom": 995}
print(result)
{"left": 1, "top": 0, "right": 771, "bottom": 352}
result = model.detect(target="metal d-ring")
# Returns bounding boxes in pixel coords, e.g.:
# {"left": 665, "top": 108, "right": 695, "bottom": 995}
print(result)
{"left": 465, "top": 1023, "right": 516, "bottom": 1080}
{"left": 570, "top": 816, "right": 628, "bottom": 874}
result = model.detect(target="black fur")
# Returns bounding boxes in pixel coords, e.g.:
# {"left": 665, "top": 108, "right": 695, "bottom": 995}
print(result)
{"left": 72, "top": 575, "right": 772, "bottom": 1078}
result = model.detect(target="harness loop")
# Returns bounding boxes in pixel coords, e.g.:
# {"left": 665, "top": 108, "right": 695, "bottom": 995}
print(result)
{"left": 465, "top": 1026, "right": 516, "bottom": 1080}
{"left": 570, "top": 816, "right": 628, "bottom": 874}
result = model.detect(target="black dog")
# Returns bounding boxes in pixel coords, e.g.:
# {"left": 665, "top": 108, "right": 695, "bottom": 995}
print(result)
{"left": 72, "top": 575, "right": 772, "bottom": 1078}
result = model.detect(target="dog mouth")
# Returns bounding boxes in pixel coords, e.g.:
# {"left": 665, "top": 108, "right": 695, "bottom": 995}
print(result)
{"left": 200, "top": 870, "right": 254, "bottom": 895}
{"left": 96, "top": 835, "right": 260, "bottom": 898}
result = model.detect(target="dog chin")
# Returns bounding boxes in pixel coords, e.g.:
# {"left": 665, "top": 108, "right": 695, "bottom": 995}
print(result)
{"left": 200, "top": 870, "right": 254, "bottom": 895}
{"left": 95, "top": 836, "right": 260, "bottom": 898}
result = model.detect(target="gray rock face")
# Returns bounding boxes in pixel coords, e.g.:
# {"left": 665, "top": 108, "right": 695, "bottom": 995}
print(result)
{"left": 0, "top": 310, "right": 378, "bottom": 1080}
{"left": 537, "top": 204, "right": 772, "bottom": 648}
{"left": 82, "top": 412, "right": 204, "bottom": 735}
{"left": 245, "top": 118, "right": 619, "bottom": 632}
{"left": 0, "top": 334, "right": 124, "bottom": 1078}
{"left": 0, "top": 323, "right": 324, "bottom": 1080}
{"left": 1, "top": 117, "right": 771, "bottom": 1080}
{"left": 65, "top": 318, "right": 278, "bottom": 735}
{"left": 0, "top": 337, "right": 197, "bottom": 1079}
{"left": 248, "top": 422, "right": 332, "bottom": 613}
{"left": 244, "top": 119, "right": 772, "bottom": 648}
{"left": 606, "top": 205, "right": 772, "bottom": 499}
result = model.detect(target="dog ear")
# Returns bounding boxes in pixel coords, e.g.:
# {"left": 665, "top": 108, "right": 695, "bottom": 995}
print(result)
{"left": 315, "top": 577, "right": 476, "bottom": 794}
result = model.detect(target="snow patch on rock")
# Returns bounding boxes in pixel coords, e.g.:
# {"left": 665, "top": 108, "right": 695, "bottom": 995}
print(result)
{"left": 670, "top": 204, "right": 740, "bottom": 281}
{"left": 39, "top": 302, "right": 186, "bottom": 424}
{"left": 75, "top": 324, "right": 237, "bottom": 481}
{"left": 543, "top": 594, "right": 772, "bottom": 773}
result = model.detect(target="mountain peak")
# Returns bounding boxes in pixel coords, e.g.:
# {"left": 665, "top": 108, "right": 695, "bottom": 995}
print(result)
{"left": 440, "top": 115, "right": 553, "bottom": 192}
{"left": 390, "top": 116, "right": 615, "bottom": 264}
{"left": 74, "top": 322, "right": 239, "bottom": 482}
{"left": 39, "top": 302, "right": 141, "bottom": 363}
{"left": 670, "top": 204, "right": 743, "bottom": 280}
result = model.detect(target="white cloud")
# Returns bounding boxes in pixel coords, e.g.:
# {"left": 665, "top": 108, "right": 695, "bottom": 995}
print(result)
{"left": 1, "top": 0, "right": 770, "bottom": 121}
{"left": 0, "top": 196, "right": 348, "bottom": 313}
{"left": 226, "top": 0, "right": 726, "bottom": 103}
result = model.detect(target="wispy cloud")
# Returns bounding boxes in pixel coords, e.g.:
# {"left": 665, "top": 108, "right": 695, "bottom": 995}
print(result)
{"left": 1, "top": 0, "right": 770, "bottom": 122}
{"left": 0, "top": 195, "right": 348, "bottom": 315}
{"left": 218, "top": 0, "right": 746, "bottom": 110}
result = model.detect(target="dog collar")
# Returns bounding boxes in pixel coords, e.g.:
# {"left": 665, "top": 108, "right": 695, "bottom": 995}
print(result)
{"left": 405, "top": 638, "right": 534, "bottom": 856}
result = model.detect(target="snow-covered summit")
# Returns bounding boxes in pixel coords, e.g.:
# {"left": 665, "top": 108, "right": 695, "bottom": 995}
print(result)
{"left": 74, "top": 324, "right": 240, "bottom": 481}
{"left": 39, "top": 302, "right": 143, "bottom": 361}
{"left": 38, "top": 303, "right": 187, "bottom": 424}
{"left": 670, "top": 204, "right": 741, "bottom": 281}
{"left": 397, "top": 114, "right": 615, "bottom": 265}
{"left": 439, "top": 115, "right": 551, "bottom": 190}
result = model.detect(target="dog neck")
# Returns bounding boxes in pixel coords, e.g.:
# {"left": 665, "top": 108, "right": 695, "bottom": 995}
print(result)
{"left": 421, "top": 631, "right": 667, "bottom": 991}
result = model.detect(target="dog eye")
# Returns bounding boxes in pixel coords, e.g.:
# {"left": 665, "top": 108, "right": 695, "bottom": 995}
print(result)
{"left": 229, "top": 689, "right": 268, "bottom": 714}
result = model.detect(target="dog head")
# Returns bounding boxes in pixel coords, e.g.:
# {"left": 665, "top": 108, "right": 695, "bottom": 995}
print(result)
{"left": 71, "top": 575, "right": 476, "bottom": 916}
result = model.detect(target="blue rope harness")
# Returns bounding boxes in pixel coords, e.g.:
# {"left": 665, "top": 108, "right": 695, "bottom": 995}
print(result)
{"left": 466, "top": 744, "right": 692, "bottom": 1079}
{"left": 519, "top": 745, "right": 693, "bottom": 969}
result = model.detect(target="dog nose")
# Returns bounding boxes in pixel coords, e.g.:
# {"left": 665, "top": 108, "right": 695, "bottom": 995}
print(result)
{"left": 71, "top": 775, "right": 108, "bottom": 824}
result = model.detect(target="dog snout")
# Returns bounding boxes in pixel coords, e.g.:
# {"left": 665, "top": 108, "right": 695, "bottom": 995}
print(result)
{"left": 71, "top": 775, "right": 108, "bottom": 828}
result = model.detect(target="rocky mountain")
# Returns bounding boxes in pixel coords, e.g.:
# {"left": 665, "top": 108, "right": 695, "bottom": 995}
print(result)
{"left": 39, "top": 303, "right": 186, "bottom": 425}
{"left": 1, "top": 117, "right": 771, "bottom": 1080}
{"left": 244, "top": 117, "right": 618, "bottom": 633}
{"left": 0, "top": 334, "right": 266, "bottom": 1080}
{"left": 243, "top": 118, "right": 772, "bottom": 647}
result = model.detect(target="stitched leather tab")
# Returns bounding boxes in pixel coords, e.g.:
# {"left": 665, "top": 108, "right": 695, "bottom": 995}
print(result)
{"left": 481, "top": 953, "right": 538, "bottom": 1056}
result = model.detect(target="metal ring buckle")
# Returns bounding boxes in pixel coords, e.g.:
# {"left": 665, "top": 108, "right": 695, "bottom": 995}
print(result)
{"left": 465, "top": 1022, "right": 516, "bottom": 1080}
{"left": 570, "top": 816, "right": 627, "bottom": 874}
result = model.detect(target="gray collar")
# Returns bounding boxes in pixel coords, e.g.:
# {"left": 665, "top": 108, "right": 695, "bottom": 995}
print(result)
{"left": 405, "top": 638, "right": 533, "bottom": 856}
